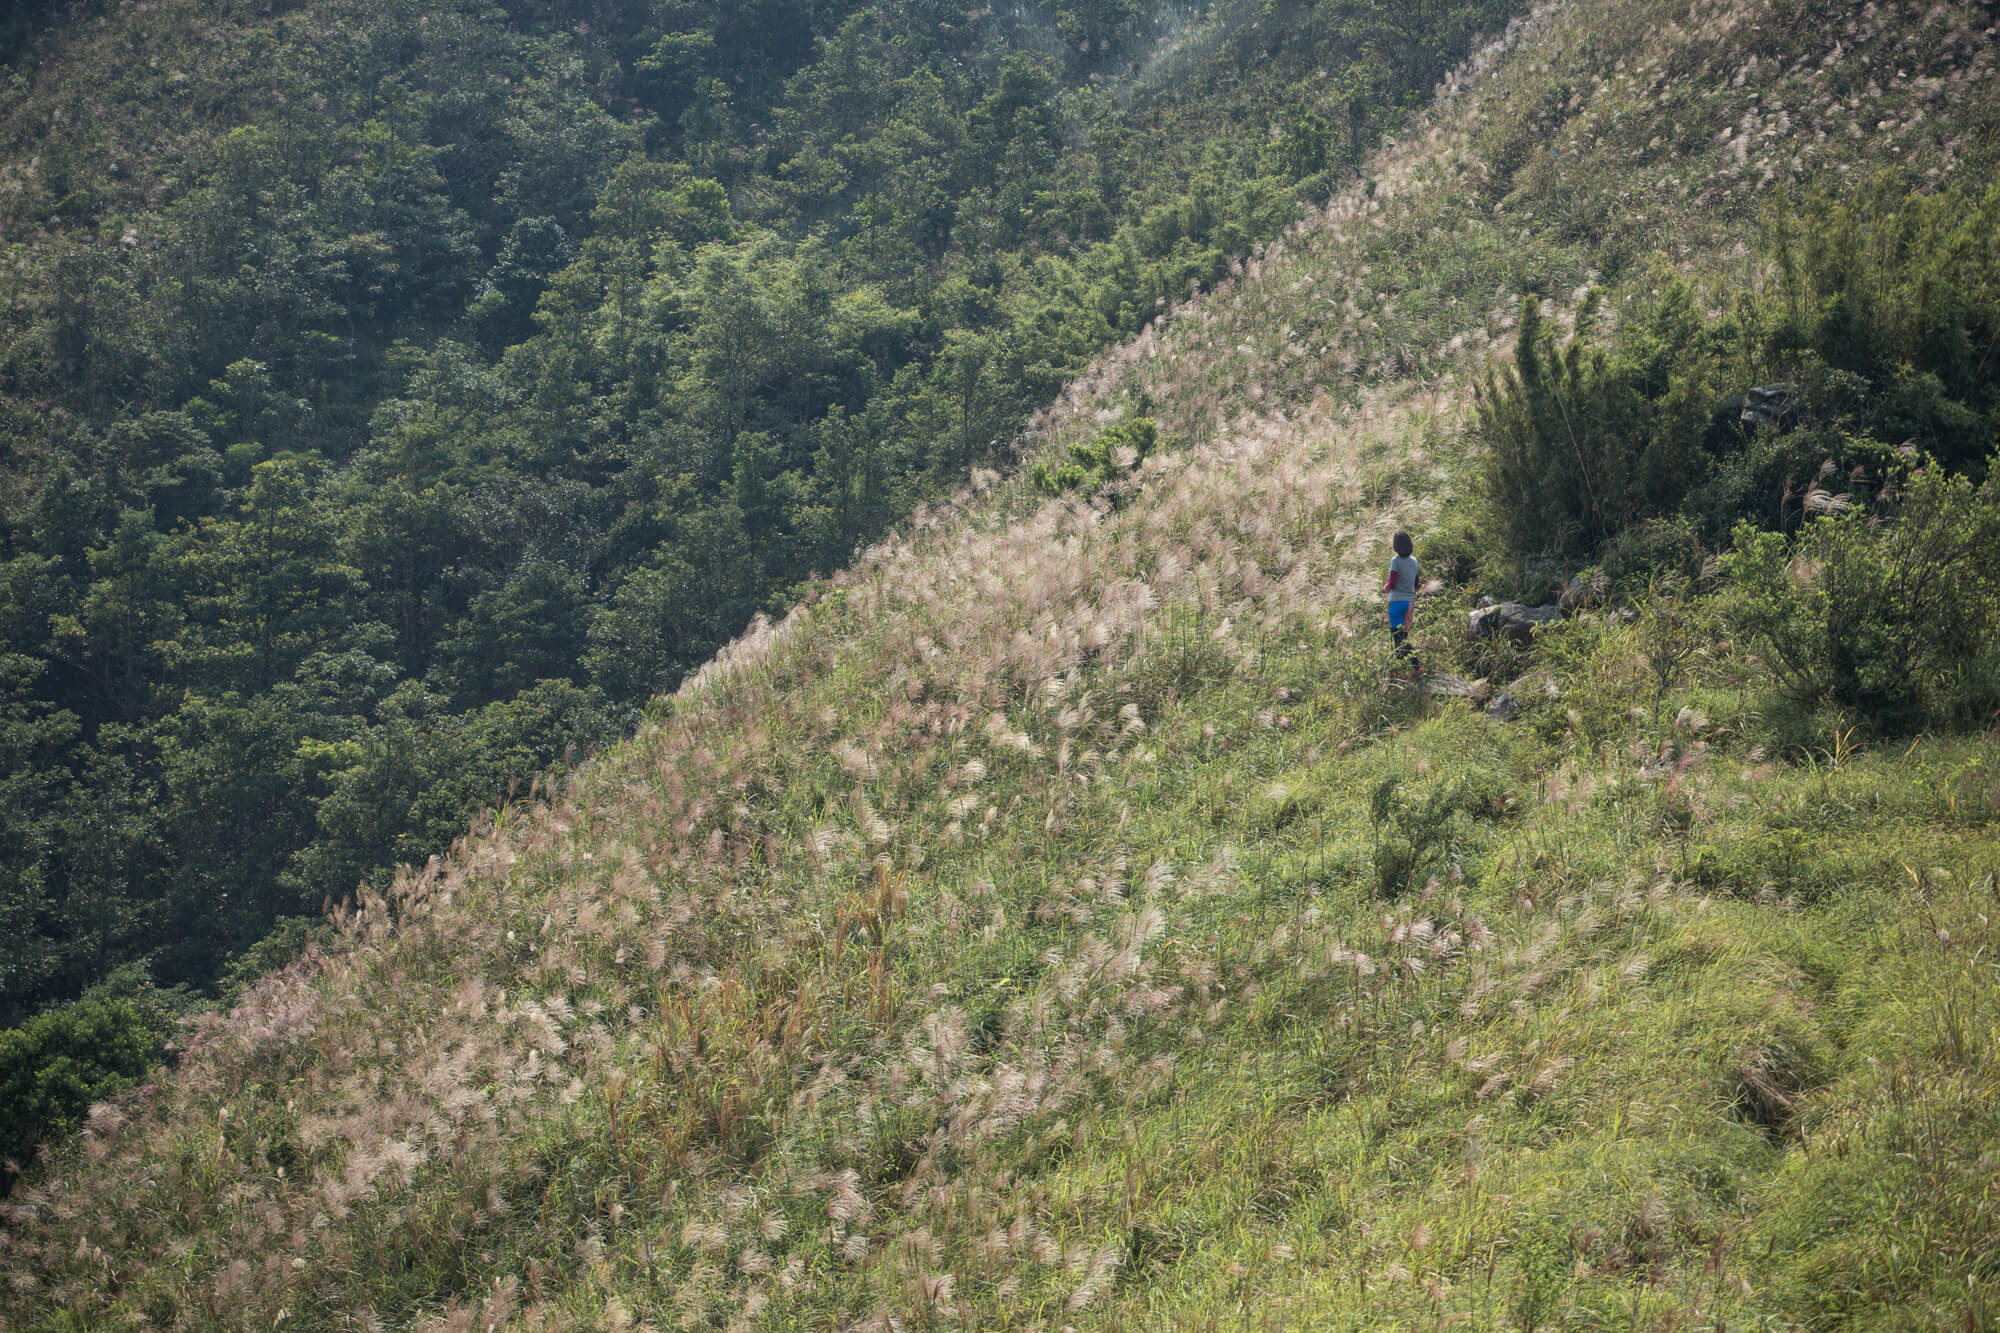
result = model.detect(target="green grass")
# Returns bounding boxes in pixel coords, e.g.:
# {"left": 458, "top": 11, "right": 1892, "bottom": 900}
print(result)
{"left": 5, "top": 0, "right": 2000, "bottom": 1329}
{"left": 14, "top": 553, "right": 1998, "bottom": 1329}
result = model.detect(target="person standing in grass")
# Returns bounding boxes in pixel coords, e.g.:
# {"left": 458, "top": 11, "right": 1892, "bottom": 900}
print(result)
{"left": 1383, "top": 529, "right": 1423, "bottom": 674}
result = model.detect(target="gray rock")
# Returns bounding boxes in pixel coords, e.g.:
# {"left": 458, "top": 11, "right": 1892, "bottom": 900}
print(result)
{"left": 1559, "top": 570, "right": 1607, "bottom": 612}
{"left": 1739, "top": 383, "right": 1798, "bottom": 432}
{"left": 1468, "top": 601, "right": 1563, "bottom": 643}
{"left": 1485, "top": 693, "right": 1521, "bottom": 722}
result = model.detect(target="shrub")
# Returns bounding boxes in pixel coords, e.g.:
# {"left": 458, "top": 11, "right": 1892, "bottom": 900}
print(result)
{"left": 1476, "top": 285, "right": 1725, "bottom": 561}
{"left": 1480, "top": 178, "right": 2000, "bottom": 565}
{"left": 1416, "top": 508, "right": 1486, "bottom": 586}
{"left": 1030, "top": 417, "right": 1161, "bottom": 498}
{"left": 0, "top": 969, "right": 189, "bottom": 1182}
{"left": 1598, "top": 516, "right": 1708, "bottom": 593}
{"left": 1366, "top": 769, "right": 1514, "bottom": 896}
{"left": 1768, "top": 176, "right": 2000, "bottom": 479}
{"left": 1722, "top": 468, "right": 2000, "bottom": 731}
{"left": 215, "top": 914, "right": 330, "bottom": 1002}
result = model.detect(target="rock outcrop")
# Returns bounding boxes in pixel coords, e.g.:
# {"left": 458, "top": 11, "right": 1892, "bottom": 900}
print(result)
{"left": 1468, "top": 600, "right": 1563, "bottom": 643}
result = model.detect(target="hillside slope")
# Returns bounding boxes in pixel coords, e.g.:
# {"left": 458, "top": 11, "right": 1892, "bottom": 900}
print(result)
{"left": 5, "top": 0, "right": 1999, "bottom": 1329}
{"left": 0, "top": 0, "right": 1515, "bottom": 1026}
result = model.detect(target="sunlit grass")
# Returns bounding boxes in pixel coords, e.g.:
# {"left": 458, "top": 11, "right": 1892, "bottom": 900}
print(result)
{"left": 6, "top": 0, "right": 2000, "bottom": 1328}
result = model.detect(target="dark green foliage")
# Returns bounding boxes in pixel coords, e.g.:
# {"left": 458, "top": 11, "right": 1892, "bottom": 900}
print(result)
{"left": 0, "top": 968, "right": 191, "bottom": 1181}
{"left": 1030, "top": 417, "right": 1161, "bottom": 496}
{"left": 286, "top": 679, "right": 625, "bottom": 907}
{"left": 1366, "top": 770, "right": 1513, "bottom": 896}
{"left": 1597, "top": 516, "right": 1709, "bottom": 594}
{"left": 1477, "top": 286, "right": 1722, "bottom": 561}
{"left": 214, "top": 917, "right": 331, "bottom": 1004}
{"left": 1769, "top": 179, "right": 2000, "bottom": 478}
{"left": 1478, "top": 177, "right": 2000, "bottom": 566}
{"left": 1721, "top": 469, "right": 2000, "bottom": 732}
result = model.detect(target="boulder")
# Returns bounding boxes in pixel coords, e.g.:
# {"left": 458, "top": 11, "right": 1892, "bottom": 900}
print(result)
{"left": 1416, "top": 671, "right": 1478, "bottom": 697}
{"left": 1468, "top": 600, "right": 1563, "bottom": 642}
{"left": 1559, "top": 571, "right": 1607, "bottom": 612}
{"left": 1485, "top": 693, "right": 1521, "bottom": 722}
{"left": 1738, "top": 383, "right": 1798, "bottom": 432}
{"left": 1705, "top": 382, "right": 1799, "bottom": 452}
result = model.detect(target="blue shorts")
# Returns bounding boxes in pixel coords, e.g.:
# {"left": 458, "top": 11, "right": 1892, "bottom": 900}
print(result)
{"left": 1388, "top": 601, "right": 1412, "bottom": 629}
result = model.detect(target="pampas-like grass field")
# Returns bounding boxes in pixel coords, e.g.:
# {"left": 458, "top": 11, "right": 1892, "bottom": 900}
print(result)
{"left": 5, "top": 0, "right": 1998, "bottom": 1328}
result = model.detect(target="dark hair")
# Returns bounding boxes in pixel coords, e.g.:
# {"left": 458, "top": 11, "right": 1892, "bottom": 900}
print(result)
{"left": 1392, "top": 530, "right": 1413, "bottom": 558}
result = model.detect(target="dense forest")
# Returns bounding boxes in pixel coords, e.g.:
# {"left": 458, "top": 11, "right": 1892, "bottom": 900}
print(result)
{"left": 0, "top": 0, "right": 1514, "bottom": 1148}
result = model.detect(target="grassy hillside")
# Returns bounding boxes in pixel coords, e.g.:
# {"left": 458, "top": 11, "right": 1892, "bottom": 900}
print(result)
{"left": 4, "top": 0, "right": 1999, "bottom": 1329}
{"left": 0, "top": 0, "right": 1514, "bottom": 1036}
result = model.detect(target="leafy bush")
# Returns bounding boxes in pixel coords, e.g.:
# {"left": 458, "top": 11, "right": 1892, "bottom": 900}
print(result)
{"left": 1478, "top": 177, "right": 2000, "bottom": 565}
{"left": 1030, "top": 417, "right": 1162, "bottom": 497}
{"left": 1415, "top": 509, "right": 1486, "bottom": 587}
{"left": 1476, "top": 285, "right": 1724, "bottom": 561}
{"left": 1597, "top": 516, "right": 1709, "bottom": 594}
{"left": 0, "top": 968, "right": 189, "bottom": 1180}
{"left": 1722, "top": 469, "right": 2000, "bottom": 731}
{"left": 215, "top": 915, "right": 331, "bottom": 1003}
{"left": 1767, "top": 176, "right": 2000, "bottom": 479}
{"left": 1366, "top": 769, "right": 1514, "bottom": 896}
